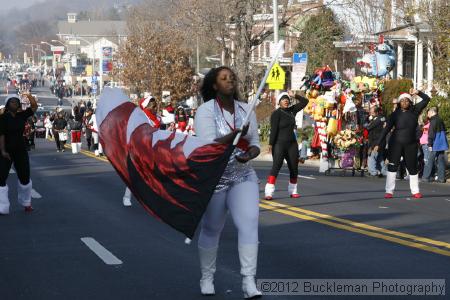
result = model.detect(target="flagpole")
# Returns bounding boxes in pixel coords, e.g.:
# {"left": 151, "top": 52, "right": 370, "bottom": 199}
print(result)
{"left": 233, "top": 40, "right": 285, "bottom": 146}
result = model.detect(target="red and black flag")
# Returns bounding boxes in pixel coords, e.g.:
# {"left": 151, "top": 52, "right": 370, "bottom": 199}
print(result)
{"left": 96, "top": 88, "right": 233, "bottom": 238}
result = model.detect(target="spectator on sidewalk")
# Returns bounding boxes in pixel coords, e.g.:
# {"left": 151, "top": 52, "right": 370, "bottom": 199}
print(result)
{"left": 419, "top": 115, "right": 431, "bottom": 177}
{"left": 422, "top": 107, "right": 448, "bottom": 183}
{"left": 366, "top": 106, "right": 386, "bottom": 177}
{"left": 299, "top": 132, "right": 309, "bottom": 164}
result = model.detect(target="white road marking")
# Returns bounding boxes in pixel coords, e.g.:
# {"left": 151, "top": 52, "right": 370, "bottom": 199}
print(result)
{"left": 81, "top": 237, "right": 123, "bottom": 265}
{"left": 31, "top": 189, "right": 42, "bottom": 199}
{"left": 279, "top": 172, "right": 315, "bottom": 180}
{"left": 379, "top": 206, "right": 389, "bottom": 209}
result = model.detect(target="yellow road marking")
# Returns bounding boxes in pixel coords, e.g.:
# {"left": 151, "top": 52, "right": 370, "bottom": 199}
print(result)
{"left": 261, "top": 200, "right": 450, "bottom": 251}
{"left": 47, "top": 138, "right": 108, "bottom": 162}
{"left": 62, "top": 143, "right": 109, "bottom": 162}
{"left": 260, "top": 202, "right": 450, "bottom": 257}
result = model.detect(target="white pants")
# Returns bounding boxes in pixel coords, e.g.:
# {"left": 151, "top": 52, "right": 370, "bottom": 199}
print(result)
{"left": 45, "top": 127, "right": 52, "bottom": 139}
{"left": 92, "top": 132, "right": 100, "bottom": 144}
{"left": 92, "top": 132, "right": 103, "bottom": 154}
{"left": 198, "top": 177, "right": 260, "bottom": 249}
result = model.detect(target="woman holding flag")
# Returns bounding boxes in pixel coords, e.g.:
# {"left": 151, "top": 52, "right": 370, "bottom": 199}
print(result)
{"left": 194, "top": 66, "right": 262, "bottom": 298}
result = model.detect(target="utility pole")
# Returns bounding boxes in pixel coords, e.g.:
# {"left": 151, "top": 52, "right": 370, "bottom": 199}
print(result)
{"left": 196, "top": 34, "right": 200, "bottom": 74}
{"left": 273, "top": 0, "right": 279, "bottom": 45}
{"left": 273, "top": 0, "right": 280, "bottom": 107}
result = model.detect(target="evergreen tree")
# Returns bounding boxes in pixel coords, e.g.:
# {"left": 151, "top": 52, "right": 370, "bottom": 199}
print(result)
{"left": 296, "top": 8, "right": 345, "bottom": 74}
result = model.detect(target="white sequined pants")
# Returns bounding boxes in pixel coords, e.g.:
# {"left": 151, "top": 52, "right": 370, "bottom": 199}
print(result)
{"left": 198, "top": 174, "right": 260, "bottom": 248}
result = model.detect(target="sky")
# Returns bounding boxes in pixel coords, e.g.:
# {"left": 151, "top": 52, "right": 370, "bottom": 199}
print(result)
{"left": 0, "top": 0, "right": 44, "bottom": 11}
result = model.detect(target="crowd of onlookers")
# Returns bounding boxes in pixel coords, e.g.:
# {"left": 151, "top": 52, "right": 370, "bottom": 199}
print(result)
{"left": 304, "top": 96, "right": 448, "bottom": 183}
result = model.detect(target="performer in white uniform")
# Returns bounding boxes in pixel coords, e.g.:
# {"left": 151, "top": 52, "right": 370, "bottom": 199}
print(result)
{"left": 89, "top": 112, "right": 103, "bottom": 157}
{"left": 194, "top": 67, "right": 262, "bottom": 299}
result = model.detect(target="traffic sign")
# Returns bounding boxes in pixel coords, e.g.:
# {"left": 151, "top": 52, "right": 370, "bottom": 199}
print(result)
{"left": 51, "top": 46, "right": 65, "bottom": 52}
{"left": 292, "top": 53, "right": 308, "bottom": 90}
{"left": 265, "top": 63, "right": 285, "bottom": 90}
{"left": 293, "top": 52, "right": 307, "bottom": 64}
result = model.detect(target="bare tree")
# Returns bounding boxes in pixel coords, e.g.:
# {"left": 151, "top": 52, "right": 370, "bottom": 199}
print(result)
{"left": 173, "top": 0, "right": 331, "bottom": 98}
{"left": 113, "top": 5, "right": 193, "bottom": 101}
{"left": 333, "top": 0, "right": 386, "bottom": 41}
{"left": 414, "top": 0, "right": 450, "bottom": 94}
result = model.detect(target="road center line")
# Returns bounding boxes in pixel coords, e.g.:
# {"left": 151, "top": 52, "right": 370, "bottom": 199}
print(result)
{"left": 279, "top": 172, "right": 315, "bottom": 180}
{"left": 81, "top": 237, "right": 123, "bottom": 265}
{"left": 259, "top": 202, "right": 450, "bottom": 257}
{"left": 262, "top": 200, "right": 450, "bottom": 250}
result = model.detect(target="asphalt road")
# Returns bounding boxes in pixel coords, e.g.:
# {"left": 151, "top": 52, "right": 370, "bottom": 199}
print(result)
{"left": 0, "top": 84, "right": 449, "bottom": 300}
{"left": 0, "top": 77, "right": 75, "bottom": 110}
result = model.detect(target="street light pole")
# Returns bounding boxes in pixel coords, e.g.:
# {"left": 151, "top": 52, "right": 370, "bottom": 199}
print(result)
{"left": 24, "top": 43, "right": 36, "bottom": 65}
{"left": 49, "top": 41, "right": 66, "bottom": 78}
{"left": 31, "top": 45, "right": 34, "bottom": 65}
{"left": 41, "top": 41, "right": 56, "bottom": 72}
{"left": 69, "top": 36, "right": 96, "bottom": 100}
{"left": 51, "top": 40, "right": 66, "bottom": 46}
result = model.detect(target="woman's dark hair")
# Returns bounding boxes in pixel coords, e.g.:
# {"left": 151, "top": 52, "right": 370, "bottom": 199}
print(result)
{"left": 5, "top": 97, "right": 20, "bottom": 112}
{"left": 200, "top": 66, "right": 240, "bottom": 102}
{"left": 177, "top": 107, "right": 185, "bottom": 114}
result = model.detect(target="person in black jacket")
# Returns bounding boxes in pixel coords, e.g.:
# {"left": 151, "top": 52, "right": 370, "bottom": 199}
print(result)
{"left": 366, "top": 106, "right": 386, "bottom": 176}
{"left": 0, "top": 94, "right": 38, "bottom": 214}
{"left": 53, "top": 112, "right": 68, "bottom": 152}
{"left": 422, "top": 107, "right": 448, "bottom": 183}
{"left": 374, "top": 89, "right": 430, "bottom": 199}
{"left": 265, "top": 91, "right": 308, "bottom": 200}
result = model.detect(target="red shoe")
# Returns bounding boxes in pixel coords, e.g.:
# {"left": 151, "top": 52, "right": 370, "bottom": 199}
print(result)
{"left": 290, "top": 194, "right": 300, "bottom": 198}
{"left": 265, "top": 196, "right": 273, "bottom": 200}
{"left": 412, "top": 193, "right": 423, "bottom": 199}
{"left": 384, "top": 193, "right": 393, "bottom": 199}
{"left": 24, "top": 206, "right": 33, "bottom": 212}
